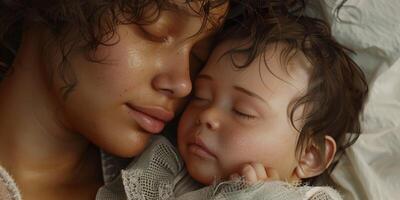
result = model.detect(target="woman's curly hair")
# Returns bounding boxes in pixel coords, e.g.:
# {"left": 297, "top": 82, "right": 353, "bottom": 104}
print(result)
{"left": 0, "top": 0, "right": 305, "bottom": 98}
{"left": 0, "top": 0, "right": 305, "bottom": 71}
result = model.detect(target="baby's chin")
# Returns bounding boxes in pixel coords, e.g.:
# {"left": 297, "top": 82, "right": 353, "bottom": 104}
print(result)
{"left": 185, "top": 160, "right": 223, "bottom": 185}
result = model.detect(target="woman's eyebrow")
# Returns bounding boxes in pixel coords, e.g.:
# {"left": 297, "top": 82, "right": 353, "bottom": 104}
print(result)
{"left": 164, "top": 1, "right": 202, "bottom": 17}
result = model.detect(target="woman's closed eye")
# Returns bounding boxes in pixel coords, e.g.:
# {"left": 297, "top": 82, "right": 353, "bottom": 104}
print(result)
{"left": 139, "top": 25, "right": 169, "bottom": 43}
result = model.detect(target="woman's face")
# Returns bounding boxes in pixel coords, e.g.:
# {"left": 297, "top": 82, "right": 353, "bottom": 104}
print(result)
{"left": 45, "top": 1, "right": 228, "bottom": 157}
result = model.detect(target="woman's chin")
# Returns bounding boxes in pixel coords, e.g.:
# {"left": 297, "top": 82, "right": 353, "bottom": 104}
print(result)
{"left": 95, "top": 130, "right": 152, "bottom": 158}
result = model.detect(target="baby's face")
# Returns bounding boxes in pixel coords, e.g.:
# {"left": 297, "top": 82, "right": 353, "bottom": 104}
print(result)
{"left": 177, "top": 40, "right": 312, "bottom": 185}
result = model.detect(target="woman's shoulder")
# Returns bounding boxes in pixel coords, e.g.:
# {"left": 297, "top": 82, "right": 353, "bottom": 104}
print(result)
{"left": 0, "top": 165, "right": 22, "bottom": 200}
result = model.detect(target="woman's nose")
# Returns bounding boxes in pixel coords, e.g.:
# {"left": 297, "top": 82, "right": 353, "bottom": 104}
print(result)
{"left": 152, "top": 49, "right": 193, "bottom": 98}
{"left": 151, "top": 72, "right": 192, "bottom": 98}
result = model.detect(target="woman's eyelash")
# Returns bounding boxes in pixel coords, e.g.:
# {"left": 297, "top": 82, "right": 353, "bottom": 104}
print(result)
{"left": 233, "top": 109, "right": 256, "bottom": 120}
{"left": 138, "top": 26, "right": 168, "bottom": 43}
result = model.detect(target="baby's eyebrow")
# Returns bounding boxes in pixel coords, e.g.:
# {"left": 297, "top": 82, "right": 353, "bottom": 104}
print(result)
{"left": 233, "top": 86, "right": 270, "bottom": 107}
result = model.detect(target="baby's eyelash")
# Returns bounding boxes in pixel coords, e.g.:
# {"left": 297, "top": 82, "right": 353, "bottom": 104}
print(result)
{"left": 233, "top": 109, "right": 256, "bottom": 120}
{"left": 193, "top": 95, "right": 206, "bottom": 101}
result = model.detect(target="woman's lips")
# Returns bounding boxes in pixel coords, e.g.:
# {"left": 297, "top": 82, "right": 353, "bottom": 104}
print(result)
{"left": 126, "top": 104, "right": 174, "bottom": 134}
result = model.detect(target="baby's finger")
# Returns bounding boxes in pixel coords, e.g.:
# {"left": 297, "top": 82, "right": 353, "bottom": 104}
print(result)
{"left": 241, "top": 164, "right": 257, "bottom": 184}
{"left": 265, "top": 167, "right": 280, "bottom": 181}
{"left": 229, "top": 173, "right": 240, "bottom": 181}
{"left": 251, "top": 162, "right": 267, "bottom": 181}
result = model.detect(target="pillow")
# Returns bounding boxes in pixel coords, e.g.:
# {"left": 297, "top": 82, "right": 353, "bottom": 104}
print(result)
{"left": 331, "top": 58, "right": 400, "bottom": 200}
{"left": 308, "top": 0, "right": 400, "bottom": 81}
{"left": 307, "top": 1, "right": 400, "bottom": 199}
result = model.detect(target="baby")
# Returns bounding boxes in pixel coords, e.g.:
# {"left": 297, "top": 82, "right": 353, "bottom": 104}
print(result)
{"left": 97, "top": 15, "right": 368, "bottom": 200}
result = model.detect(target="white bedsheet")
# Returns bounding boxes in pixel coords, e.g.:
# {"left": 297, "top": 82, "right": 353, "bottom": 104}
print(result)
{"left": 331, "top": 58, "right": 400, "bottom": 200}
{"left": 309, "top": 0, "right": 400, "bottom": 199}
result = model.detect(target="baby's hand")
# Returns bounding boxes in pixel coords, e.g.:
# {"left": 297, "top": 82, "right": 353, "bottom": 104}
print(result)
{"left": 229, "top": 163, "right": 280, "bottom": 185}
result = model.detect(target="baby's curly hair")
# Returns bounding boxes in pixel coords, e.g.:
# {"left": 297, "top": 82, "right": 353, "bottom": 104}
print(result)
{"left": 220, "top": 13, "right": 368, "bottom": 184}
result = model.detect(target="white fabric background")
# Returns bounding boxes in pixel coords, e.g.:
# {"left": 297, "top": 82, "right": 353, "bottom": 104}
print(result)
{"left": 308, "top": 0, "right": 400, "bottom": 199}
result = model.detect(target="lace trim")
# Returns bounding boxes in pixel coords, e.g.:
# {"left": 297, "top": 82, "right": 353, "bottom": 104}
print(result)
{"left": 0, "top": 166, "right": 22, "bottom": 200}
{"left": 122, "top": 169, "right": 145, "bottom": 200}
{"left": 122, "top": 169, "right": 174, "bottom": 200}
{"left": 120, "top": 139, "right": 179, "bottom": 200}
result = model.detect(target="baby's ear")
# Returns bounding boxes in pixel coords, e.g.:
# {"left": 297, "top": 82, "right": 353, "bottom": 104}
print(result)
{"left": 294, "top": 136, "right": 336, "bottom": 179}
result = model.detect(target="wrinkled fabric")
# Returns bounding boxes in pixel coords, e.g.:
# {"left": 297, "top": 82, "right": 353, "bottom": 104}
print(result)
{"left": 331, "top": 53, "right": 400, "bottom": 200}
{"left": 0, "top": 136, "right": 342, "bottom": 200}
{"left": 307, "top": 1, "right": 400, "bottom": 200}
{"left": 96, "top": 136, "right": 342, "bottom": 200}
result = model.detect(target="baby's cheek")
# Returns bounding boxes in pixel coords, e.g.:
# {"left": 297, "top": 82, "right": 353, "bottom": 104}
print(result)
{"left": 218, "top": 133, "right": 283, "bottom": 173}
{"left": 217, "top": 134, "right": 259, "bottom": 172}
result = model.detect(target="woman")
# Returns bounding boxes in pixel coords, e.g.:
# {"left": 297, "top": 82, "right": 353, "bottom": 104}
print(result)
{"left": 0, "top": 0, "right": 304, "bottom": 199}
{"left": 0, "top": 0, "right": 229, "bottom": 199}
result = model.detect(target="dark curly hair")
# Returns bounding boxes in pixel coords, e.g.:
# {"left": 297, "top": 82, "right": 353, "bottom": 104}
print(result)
{"left": 220, "top": 13, "right": 368, "bottom": 184}
{"left": 0, "top": 0, "right": 306, "bottom": 97}
{"left": 0, "top": 0, "right": 230, "bottom": 95}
